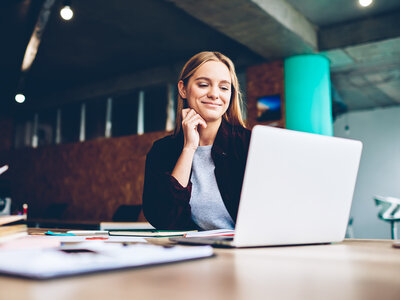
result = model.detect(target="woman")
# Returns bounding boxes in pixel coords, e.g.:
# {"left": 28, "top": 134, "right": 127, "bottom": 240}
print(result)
{"left": 143, "top": 51, "right": 250, "bottom": 230}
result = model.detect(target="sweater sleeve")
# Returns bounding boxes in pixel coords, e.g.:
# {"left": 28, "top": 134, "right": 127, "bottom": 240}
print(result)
{"left": 142, "top": 141, "right": 199, "bottom": 230}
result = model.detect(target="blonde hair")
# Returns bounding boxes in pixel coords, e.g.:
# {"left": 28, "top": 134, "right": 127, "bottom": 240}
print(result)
{"left": 174, "top": 51, "right": 246, "bottom": 135}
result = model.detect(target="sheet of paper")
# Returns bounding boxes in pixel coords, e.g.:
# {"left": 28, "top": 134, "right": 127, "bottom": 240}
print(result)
{"left": 0, "top": 243, "right": 214, "bottom": 279}
{"left": 0, "top": 235, "right": 59, "bottom": 250}
{"left": 52, "top": 235, "right": 147, "bottom": 243}
{"left": 185, "top": 229, "right": 235, "bottom": 238}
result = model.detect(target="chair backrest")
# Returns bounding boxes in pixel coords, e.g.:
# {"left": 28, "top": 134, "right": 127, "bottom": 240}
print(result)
{"left": 43, "top": 203, "right": 69, "bottom": 219}
{"left": 374, "top": 195, "right": 400, "bottom": 220}
{"left": 112, "top": 204, "right": 141, "bottom": 222}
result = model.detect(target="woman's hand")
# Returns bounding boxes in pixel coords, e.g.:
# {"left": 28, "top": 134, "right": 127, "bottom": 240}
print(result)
{"left": 170, "top": 109, "right": 207, "bottom": 187}
{"left": 181, "top": 108, "right": 207, "bottom": 150}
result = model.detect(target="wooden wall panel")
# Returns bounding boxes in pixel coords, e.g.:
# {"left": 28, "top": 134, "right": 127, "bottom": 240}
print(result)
{"left": 9, "top": 131, "right": 169, "bottom": 222}
{"left": 246, "top": 60, "right": 285, "bottom": 128}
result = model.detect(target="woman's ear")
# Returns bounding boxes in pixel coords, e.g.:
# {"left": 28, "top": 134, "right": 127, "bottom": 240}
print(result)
{"left": 178, "top": 80, "right": 186, "bottom": 99}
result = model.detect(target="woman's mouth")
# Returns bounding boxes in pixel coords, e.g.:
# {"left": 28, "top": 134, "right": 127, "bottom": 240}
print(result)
{"left": 201, "top": 101, "right": 222, "bottom": 107}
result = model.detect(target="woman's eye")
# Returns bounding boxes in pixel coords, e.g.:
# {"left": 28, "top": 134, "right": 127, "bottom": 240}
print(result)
{"left": 220, "top": 86, "right": 229, "bottom": 91}
{"left": 198, "top": 83, "right": 208, "bottom": 87}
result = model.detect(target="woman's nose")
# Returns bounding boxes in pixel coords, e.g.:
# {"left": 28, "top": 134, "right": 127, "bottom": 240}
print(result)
{"left": 207, "top": 86, "right": 219, "bottom": 99}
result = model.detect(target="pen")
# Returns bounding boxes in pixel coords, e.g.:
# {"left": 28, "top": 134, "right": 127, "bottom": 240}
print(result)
{"left": 67, "top": 230, "right": 109, "bottom": 236}
{"left": 45, "top": 231, "right": 76, "bottom": 236}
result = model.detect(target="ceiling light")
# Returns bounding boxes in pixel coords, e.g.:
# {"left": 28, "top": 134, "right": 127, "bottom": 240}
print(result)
{"left": 60, "top": 2, "right": 74, "bottom": 20}
{"left": 359, "top": 0, "right": 373, "bottom": 7}
{"left": 15, "top": 93, "right": 26, "bottom": 104}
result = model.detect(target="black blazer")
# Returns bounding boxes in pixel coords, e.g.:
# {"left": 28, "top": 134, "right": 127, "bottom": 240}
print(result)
{"left": 142, "top": 120, "right": 251, "bottom": 230}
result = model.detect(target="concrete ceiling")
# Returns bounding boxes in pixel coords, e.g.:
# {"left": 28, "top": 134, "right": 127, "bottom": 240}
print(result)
{"left": 170, "top": 0, "right": 400, "bottom": 113}
{"left": 1, "top": 0, "right": 399, "bottom": 115}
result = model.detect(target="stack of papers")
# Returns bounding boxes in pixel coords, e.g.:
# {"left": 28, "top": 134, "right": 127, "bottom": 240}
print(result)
{"left": 0, "top": 215, "right": 27, "bottom": 243}
{"left": 0, "top": 243, "right": 214, "bottom": 279}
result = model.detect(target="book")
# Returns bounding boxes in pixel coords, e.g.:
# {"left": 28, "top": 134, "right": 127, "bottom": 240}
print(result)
{"left": 100, "top": 222, "right": 155, "bottom": 231}
{"left": 0, "top": 215, "right": 26, "bottom": 226}
{"left": 0, "top": 224, "right": 27, "bottom": 236}
{"left": 0, "top": 215, "right": 28, "bottom": 244}
{"left": 109, "top": 230, "right": 197, "bottom": 237}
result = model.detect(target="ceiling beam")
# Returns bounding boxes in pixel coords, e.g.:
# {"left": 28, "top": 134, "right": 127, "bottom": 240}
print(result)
{"left": 20, "top": 0, "right": 55, "bottom": 73}
{"left": 321, "top": 37, "right": 400, "bottom": 110}
{"left": 320, "top": 37, "right": 400, "bottom": 72}
{"left": 319, "top": 10, "right": 400, "bottom": 50}
{"left": 17, "top": 0, "right": 55, "bottom": 95}
{"left": 166, "top": 0, "right": 317, "bottom": 59}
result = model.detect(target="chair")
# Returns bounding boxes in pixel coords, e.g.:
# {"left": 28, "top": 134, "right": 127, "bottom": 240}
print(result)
{"left": 112, "top": 205, "right": 141, "bottom": 222}
{"left": 43, "top": 203, "right": 68, "bottom": 219}
{"left": 345, "top": 217, "right": 354, "bottom": 239}
{"left": 374, "top": 195, "right": 400, "bottom": 240}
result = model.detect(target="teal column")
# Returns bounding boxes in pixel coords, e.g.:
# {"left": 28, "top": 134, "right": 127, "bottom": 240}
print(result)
{"left": 284, "top": 55, "right": 333, "bottom": 136}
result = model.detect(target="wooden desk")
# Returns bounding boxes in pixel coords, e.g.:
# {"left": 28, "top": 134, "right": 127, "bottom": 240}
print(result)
{"left": 0, "top": 239, "right": 399, "bottom": 300}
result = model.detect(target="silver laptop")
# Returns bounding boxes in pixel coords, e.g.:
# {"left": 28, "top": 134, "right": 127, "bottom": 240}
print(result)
{"left": 171, "top": 125, "right": 363, "bottom": 247}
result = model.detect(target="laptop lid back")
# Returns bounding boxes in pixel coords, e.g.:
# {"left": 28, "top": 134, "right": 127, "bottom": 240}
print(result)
{"left": 233, "top": 125, "right": 362, "bottom": 247}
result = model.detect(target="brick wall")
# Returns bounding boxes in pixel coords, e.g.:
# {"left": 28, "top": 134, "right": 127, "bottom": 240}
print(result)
{"left": 8, "top": 131, "right": 169, "bottom": 221}
{"left": 246, "top": 60, "right": 285, "bottom": 128}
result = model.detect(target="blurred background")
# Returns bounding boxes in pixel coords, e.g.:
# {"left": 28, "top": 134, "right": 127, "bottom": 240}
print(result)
{"left": 0, "top": 0, "right": 399, "bottom": 238}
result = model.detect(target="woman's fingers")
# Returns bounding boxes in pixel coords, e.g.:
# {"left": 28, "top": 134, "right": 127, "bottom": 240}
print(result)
{"left": 198, "top": 116, "right": 207, "bottom": 128}
{"left": 182, "top": 108, "right": 191, "bottom": 120}
{"left": 181, "top": 109, "right": 207, "bottom": 149}
{"left": 183, "top": 109, "right": 206, "bottom": 125}
{"left": 184, "top": 113, "right": 207, "bottom": 129}
{"left": 190, "top": 114, "right": 207, "bottom": 129}
{"left": 182, "top": 109, "right": 207, "bottom": 128}
{"left": 182, "top": 108, "right": 198, "bottom": 121}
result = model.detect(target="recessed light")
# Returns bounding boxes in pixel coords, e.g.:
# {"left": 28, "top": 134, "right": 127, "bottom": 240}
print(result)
{"left": 60, "top": 5, "right": 74, "bottom": 20}
{"left": 359, "top": 0, "right": 373, "bottom": 7}
{"left": 15, "top": 93, "right": 25, "bottom": 103}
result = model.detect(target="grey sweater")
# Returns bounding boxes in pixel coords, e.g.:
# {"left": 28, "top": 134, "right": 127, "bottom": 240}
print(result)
{"left": 189, "top": 145, "right": 235, "bottom": 230}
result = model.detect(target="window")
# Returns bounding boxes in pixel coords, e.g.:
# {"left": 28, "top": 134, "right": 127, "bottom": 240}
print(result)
{"left": 86, "top": 99, "right": 107, "bottom": 140}
{"left": 37, "top": 108, "right": 57, "bottom": 146}
{"left": 144, "top": 86, "right": 168, "bottom": 133}
{"left": 112, "top": 91, "right": 139, "bottom": 137}
{"left": 61, "top": 102, "right": 80, "bottom": 144}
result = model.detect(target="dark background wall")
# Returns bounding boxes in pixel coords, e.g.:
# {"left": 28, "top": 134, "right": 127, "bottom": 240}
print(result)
{"left": 3, "top": 129, "right": 168, "bottom": 222}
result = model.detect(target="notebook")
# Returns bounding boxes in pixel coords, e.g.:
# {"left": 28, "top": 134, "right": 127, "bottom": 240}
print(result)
{"left": 0, "top": 243, "right": 214, "bottom": 279}
{"left": 171, "top": 125, "right": 363, "bottom": 248}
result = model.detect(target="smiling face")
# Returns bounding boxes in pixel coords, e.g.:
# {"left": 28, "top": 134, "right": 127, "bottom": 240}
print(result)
{"left": 178, "top": 60, "right": 232, "bottom": 124}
